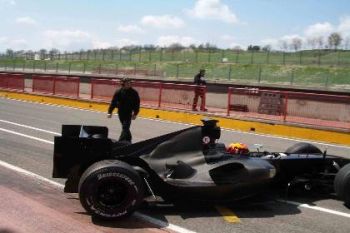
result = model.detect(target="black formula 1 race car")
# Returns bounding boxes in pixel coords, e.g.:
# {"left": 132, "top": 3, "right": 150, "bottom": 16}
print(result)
{"left": 52, "top": 119, "right": 350, "bottom": 220}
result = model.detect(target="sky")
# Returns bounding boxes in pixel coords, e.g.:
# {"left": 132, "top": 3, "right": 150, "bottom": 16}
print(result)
{"left": 0, "top": 0, "right": 350, "bottom": 52}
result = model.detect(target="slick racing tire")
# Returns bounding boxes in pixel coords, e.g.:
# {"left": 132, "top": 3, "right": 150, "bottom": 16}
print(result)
{"left": 78, "top": 160, "right": 144, "bottom": 220}
{"left": 285, "top": 142, "right": 322, "bottom": 154}
{"left": 334, "top": 163, "right": 350, "bottom": 205}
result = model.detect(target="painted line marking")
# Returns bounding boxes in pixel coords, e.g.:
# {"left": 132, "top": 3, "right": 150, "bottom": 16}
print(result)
{"left": 0, "top": 127, "right": 54, "bottom": 144}
{"left": 215, "top": 206, "right": 241, "bottom": 223}
{"left": 134, "top": 212, "right": 196, "bottom": 233}
{"left": 0, "top": 119, "right": 60, "bottom": 135}
{"left": 278, "top": 199, "right": 350, "bottom": 218}
{"left": 0, "top": 160, "right": 65, "bottom": 189}
{"left": 1, "top": 96, "right": 350, "bottom": 150}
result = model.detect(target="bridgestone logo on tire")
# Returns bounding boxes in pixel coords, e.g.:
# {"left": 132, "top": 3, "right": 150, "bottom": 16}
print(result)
{"left": 97, "top": 172, "right": 138, "bottom": 192}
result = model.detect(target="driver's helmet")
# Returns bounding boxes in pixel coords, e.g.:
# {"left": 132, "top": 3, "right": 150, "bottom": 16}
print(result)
{"left": 226, "top": 142, "right": 249, "bottom": 155}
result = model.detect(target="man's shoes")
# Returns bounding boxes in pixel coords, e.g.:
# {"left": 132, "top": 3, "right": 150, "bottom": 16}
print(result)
{"left": 200, "top": 108, "right": 208, "bottom": 112}
{"left": 192, "top": 108, "right": 198, "bottom": 111}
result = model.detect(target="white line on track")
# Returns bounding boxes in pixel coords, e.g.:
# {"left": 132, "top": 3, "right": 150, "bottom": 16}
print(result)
{"left": 0, "top": 159, "right": 64, "bottom": 189}
{"left": 0, "top": 119, "right": 60, "bottom": 135}
{"left": 0, "top": 127, "right": 54, "bottom": 144}
{"left": 2, "top": 96, "right": 350, "bottom": 150}
{"left": 278, "top": 199, "right": 350, "bottom": 218}
{"left": 1, "top": 119, "right": 350, "bottom": 222}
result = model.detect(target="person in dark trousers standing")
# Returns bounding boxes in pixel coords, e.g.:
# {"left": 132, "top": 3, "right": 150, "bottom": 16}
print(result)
{"left": 107, "top": 77, "right": 140, "bottom": 142}
{"left": 192, "top": 69, "right": 207, "bottom": 111}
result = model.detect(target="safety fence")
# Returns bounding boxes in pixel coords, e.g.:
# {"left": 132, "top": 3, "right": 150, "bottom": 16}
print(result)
{"left": 0, "top": 73, "right": 24, "bottom": 92}
{"left": 227, "top": 87, "right": 350, "bottom": 129}
{"left": 0, "top": 60, "right": 349, "bottom": 90}
{"left": 0, "top": 72, "right": 348, "bottom": 130}
{"left": 3, "top": 49, "right": 350, "bottom": 66}
{"left": 91, "top": 78, "right": 205, "bottom": 110}
{"left": 32, "top": 75, "right": 80, "bottom": 98}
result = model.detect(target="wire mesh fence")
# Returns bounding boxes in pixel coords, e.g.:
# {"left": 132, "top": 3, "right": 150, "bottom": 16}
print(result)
{"left": 0, "top": 59, "right": 349, "bottom": 90}
{"left": 3, "top": 49, "right": 350, "bottom": 66}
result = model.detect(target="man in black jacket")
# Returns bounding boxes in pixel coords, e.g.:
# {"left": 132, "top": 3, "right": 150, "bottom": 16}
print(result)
{"left": 107, "top": 78, "right": 140, "bottom": 142}
{"left": 192, "top": 69, "right": 207, "bottom": 111}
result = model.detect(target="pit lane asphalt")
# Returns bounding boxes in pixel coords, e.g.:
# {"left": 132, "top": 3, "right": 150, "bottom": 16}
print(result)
{"left": 1, "top": 97, "right": 350, "bottom": 233}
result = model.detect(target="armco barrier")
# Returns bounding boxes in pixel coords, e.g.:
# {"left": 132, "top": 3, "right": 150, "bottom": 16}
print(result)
{"left": 227, "top": 87, "right": 350, "bottom": 130}
{"left": 0, "top": 73, "right": 24, "bottom": 91}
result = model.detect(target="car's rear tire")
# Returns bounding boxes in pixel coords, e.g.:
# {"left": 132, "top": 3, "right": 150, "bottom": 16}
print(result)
{"left": 285, "top": 142, "right": 322, "bottom": 154}
{"left": 78, "top": 160, "right": 144, "bottom": 220}
{"left": 334, "top": 163, "right": 350, "bottom": 205}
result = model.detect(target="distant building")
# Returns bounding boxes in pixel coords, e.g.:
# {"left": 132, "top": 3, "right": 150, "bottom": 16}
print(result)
{"left": 34, "top": 54, "right": 41, "bottom": 60}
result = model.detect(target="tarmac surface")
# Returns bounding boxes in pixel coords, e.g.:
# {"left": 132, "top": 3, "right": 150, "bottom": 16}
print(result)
{"left": 0, "top": 167, "right": 165, "bottom": 233}
{"left": 1, "top": 97, "right": 350, "bottom": 233}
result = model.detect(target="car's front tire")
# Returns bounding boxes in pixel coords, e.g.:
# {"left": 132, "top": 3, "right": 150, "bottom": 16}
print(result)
{"left": 78, "top": 160, "right": 144, "bottom": 220}
{"left": 334, "top": 163, "right": 350, "bottom": 206}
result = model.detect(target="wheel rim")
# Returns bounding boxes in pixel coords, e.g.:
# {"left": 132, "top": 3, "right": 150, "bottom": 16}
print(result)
{"left": 96, "top": 180, "right": 128, "bottom": 208}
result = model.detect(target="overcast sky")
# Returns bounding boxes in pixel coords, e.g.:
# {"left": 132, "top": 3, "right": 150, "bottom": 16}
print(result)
{"left": 1, "top": 0, "right": 350, "bottom": 52}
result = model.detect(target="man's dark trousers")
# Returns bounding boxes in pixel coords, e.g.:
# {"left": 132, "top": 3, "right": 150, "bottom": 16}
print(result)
{"left": 118, "top": 113, "right": 132, "bottom": 142}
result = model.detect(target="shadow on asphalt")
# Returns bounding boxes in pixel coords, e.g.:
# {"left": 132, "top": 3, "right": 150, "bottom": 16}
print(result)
{"left": 0, "top": 229, "right": 16, "bottom": 233}
{"left": 91, "top": 216, "right": 156, "bottom": 230}
{"left": 137, "top": 195, "right": 303, "bottom": 222}
{"left": 73, "top": 191, "right": 349, "bottom": 230}
{"left": 137, "top": 190, "right": 349, "bottom": 222}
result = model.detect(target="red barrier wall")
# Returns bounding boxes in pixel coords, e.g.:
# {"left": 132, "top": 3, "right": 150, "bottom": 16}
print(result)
{"left": 0, "top": 73, "right": 24, "bottom": 91}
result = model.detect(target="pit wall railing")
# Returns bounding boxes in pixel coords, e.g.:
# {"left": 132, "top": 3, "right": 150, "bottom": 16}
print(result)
{"left": 227, "top": 87, "right": 350, "bottom": 130}
{"left": 0, "top": 73, "right": 24, "bottom": 91}
{"left": 0, "top": 72, "right": 205, "bottom": 111}
{"left": 0, "top": 72, "right": 349, "bottom": 131}
{"left": 91, "top": 78, "right": 205, "bottom": 110}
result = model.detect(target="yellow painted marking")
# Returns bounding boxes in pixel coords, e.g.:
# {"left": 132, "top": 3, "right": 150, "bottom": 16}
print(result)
{"left": 215, "top": 206, "right": 241, "bottom": 223}
{"left": 1, "top": 90, "right": 350, "bottom": 146}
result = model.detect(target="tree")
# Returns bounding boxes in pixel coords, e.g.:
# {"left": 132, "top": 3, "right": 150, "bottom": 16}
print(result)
{"left": 343, "top": 37, "right": 350, "bottom": 50}
{"left": 315, "top": 36, "right": 324, "bottom": 49}
{"left": 232, "top": 45, "right": 242, "bottom": 51}
{"left": 189, "top": 44, "right": 197, "bottom": 49}
{"left": 39, "top": 49, "right": 47, "bottom": 59}
{"left": 291, "top": 38, "right": 302, "bottom": 51}
{"left": 143, "top": 44, "right": 155, "bottom": 50}
{"left": 328, "top": 32, "right": 342, "bottom": 50}
{"left": 307, "top": 38, "right": 317, "bottom": 49}
{"left": 49, "top": 48, "right": 60, "bottom": 60}
{"left": 6, "top": 49, "right": 14, "bottom": 57}
{"left": 279, "top": 40, "right": 288, "bottom": 51}
{"left": 168, "top": 43, "right": 184, "bottom": 50}
{"left": 204, "top": 42, "right": 217, "bottom": 50}
{"left": 247, "top": 45, "right": 260, "bottom": 51}
{"left": 262, "top": 45, "right": 271, "bottom": 52}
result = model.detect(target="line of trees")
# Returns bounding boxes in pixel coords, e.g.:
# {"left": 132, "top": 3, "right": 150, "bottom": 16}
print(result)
{"left": 2, "top": 32, "right": 350, "bottom": 58}
{"left": 250, "top": 32, "right": 349, "bottom": 52}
